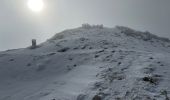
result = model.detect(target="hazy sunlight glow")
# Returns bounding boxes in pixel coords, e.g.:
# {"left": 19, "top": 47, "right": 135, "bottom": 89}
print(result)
{"left": 28, "top": 0, "right": 44, "bottom": 12}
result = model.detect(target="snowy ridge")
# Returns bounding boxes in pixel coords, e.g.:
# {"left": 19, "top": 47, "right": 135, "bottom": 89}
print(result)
{"left": 115, "top": 26, "right": 170, "bottom": 42}
{"left": 0, "top": 25, "right": 170, "bottom": 100}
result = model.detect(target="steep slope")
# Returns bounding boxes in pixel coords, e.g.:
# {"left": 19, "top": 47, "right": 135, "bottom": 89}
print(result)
{"left": 0, "top": 25, "right": 170, "bottom": 100}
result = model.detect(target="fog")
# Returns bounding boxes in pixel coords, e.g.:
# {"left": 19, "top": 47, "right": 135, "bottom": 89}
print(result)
{"left": 0, "top": 0, "right": 170, "bottom": 51}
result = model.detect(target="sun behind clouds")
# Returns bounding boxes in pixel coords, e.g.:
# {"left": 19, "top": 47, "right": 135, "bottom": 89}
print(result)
{"left": 27, "top": 0, "right": 44, "bottom": 12}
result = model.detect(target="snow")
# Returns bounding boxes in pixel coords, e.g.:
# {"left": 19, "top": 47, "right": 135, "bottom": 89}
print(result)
{"left": 0, "top": 25, "right": 170, "bottom": 100}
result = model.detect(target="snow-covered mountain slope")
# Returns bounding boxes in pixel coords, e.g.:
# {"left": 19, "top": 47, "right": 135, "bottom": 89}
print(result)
{"left": 0, "top": 25, "right": 170, "bottom": 100}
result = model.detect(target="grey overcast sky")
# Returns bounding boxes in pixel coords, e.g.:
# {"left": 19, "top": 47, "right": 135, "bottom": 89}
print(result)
{"left": 0, "top": 0, "right": 170, "bottom": 51}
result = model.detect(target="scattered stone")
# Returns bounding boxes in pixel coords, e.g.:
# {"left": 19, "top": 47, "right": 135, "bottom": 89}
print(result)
{"left": 97, "top": 50, "right": 104, "bottom": 53}
{"left": 161, "top": 90, "right": 170, "bottom": 100}
{"left": 92, "top": 95, "right": 102, "bottom": 100}
{"left": 47, "top": 52, "right": 56, "bottom": 56}
{"left": 118, "top": 62, "right": 121, "bottom": 65}
{"left": 57, "top": 47, "right": 69, "bottom": 52}
{"left": 117, "top": 76, "right": 124, "bottom": 80}
{"left": 106, "top": 55, "right": 111, "bottom": 58}
{"left": 95, "top": 55, "right": 99, "bottom": 58}
{"left": 9, "top": 59, "right": 14, "bottom": 61}
{"left": 142, "top": 76, "right": 158, "bottom": 85}
{"left": 94, "top": 82, "right": 102, "bottom": 88}
{"left": 89, "top": 47, "right": 93, "bottom": 49}
{"left": 67, "top": 64, "right": 77, "bottom": 71}
{"left": 27, "top": 63, "right": 31, "bottom": 66}
{"left": 153, "top": 74, "right": 162, "bottom": 78}
{"left": 160, "top": 64, "right": 164, "bottom": 66}
{"left": 77, "top": 94, "right": 86, "bottom": 100}
{"left": 115, "top": 97, "right": 121, "bottom": 100}
{"left": 157, "top": 61, "right": 161, "bottom": 64}
{"left": 81, "top": 45, "right": 87, "bottom": 49}
{"left": 74, "top": 64, "right": 77, "bottom": 67}
{"left": 68, "top": 58, "right": 73, "bottom": 60}
{"left": 109, "top": 72, "right": 125, "bottom": 82}
{"left": 108, "top": 68, "right": 113, "bottom": 71}
{"left": 149, "top": 57, "right": 153, "bottom": 59}
{"left": 111, "top": 50, "right": 115, "bottom": 53}
{"left": 73, "top": 47, "right": 79, "bottom": 50}
{"left": 79, "top": 37, "right": 87, "bottom": 42}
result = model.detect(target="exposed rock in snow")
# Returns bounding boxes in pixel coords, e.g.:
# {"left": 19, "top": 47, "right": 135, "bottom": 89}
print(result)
{"left": 0, "top": 25, "right": 170, "bottom": 100}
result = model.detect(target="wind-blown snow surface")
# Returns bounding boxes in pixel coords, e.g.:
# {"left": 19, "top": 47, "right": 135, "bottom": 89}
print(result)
{"left": 0, "top": 25, "right": 170, "bottom": 100}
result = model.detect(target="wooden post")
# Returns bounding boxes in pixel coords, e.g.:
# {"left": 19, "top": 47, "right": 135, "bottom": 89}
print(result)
{"left": 31, "top": 39, "right": 36, "bottom": 49}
